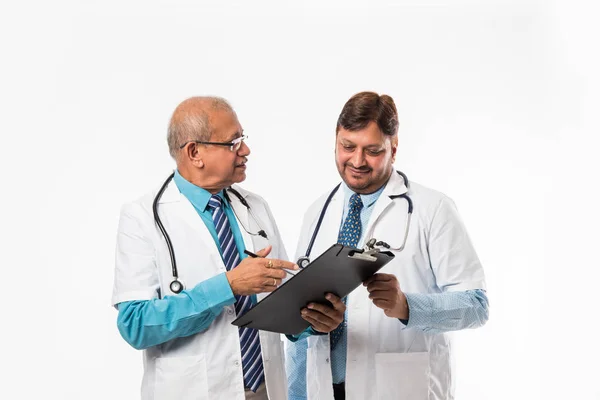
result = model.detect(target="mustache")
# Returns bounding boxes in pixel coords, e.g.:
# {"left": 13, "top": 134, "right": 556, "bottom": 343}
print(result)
{"left": 345, "top": 163, "right": 371, "bottom": 172}
{"left": 235, "top": 158, "right": 248, "bottom": 167}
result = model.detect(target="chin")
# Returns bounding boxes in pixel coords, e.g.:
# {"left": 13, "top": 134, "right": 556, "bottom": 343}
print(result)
{"left": 233, "top": 171, "right": 246, "bottom": 183}
{"left": 343, "top": 175, "right": 372, "bottom": 192}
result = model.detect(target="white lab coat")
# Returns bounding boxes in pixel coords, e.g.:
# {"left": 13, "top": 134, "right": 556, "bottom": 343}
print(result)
{"left": 296, "top": 172, "right": 486, "bottom": 400}
{"left": 112, "top": 178, "right": 288, "bottom": 400}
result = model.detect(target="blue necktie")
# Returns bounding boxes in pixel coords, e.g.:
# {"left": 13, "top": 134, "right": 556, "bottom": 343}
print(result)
{"left": 330, "top": 193, "right": 363, "bottom": 350}
{"left": 209, "top": 195, "right": 264, "bottom": 392}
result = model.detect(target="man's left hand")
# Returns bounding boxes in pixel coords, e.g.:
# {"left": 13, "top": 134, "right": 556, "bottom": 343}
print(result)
{"left": 300, "top": 293, "right": 345, "bottom": 333}
{"left": 363, "top": 273, "right": 409, "bottom": 320}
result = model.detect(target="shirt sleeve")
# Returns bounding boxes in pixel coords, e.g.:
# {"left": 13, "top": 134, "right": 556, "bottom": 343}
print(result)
{"left": 116, "top": 273, "right": 235, "bottom": 350}
{"left": 286, "top": 337, "right": 309, "bottom": 400}
{"left": 404, "top": 289, "right": 489, "bottom": 333}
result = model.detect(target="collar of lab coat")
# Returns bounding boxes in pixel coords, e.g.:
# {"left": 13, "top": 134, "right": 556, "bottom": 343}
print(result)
{"left": 317, "top": 170, "right": 409, "bottom": 246}
{"left": 380, "top": 170, "right": 409, "bottom": 198}
{"left": 156, "top": 173, "right": 251, "bottom": 204}
{"left": 335, "top": 169, "right": 409, "bottom": 203}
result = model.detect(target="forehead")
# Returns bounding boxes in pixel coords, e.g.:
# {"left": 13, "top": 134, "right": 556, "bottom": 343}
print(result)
{"left": 337, "top": 121, "right": 387, "bottom": 145}
{"left": 209, "top": 109, "right": 242, "bottom": 139}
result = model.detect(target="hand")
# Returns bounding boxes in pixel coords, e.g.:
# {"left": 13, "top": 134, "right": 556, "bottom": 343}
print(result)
{"left": 300, "top": 293, "right": 346, "bottom": 333}
{"left": 226, "top": 245, "right": 298, "bottom": 296}
{"left": 363, "top": 273, "right": 409, "bottom": 319}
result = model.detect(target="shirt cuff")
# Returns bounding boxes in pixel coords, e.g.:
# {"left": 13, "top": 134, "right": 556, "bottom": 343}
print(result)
{"left": 192, "top": 273, "right": 236, "bottom": 310}
{"left": 286, "top": 326, "right": 326, "bottom": 342}
{"left": 404, "top": 292, "right": 433, "bottom": 329}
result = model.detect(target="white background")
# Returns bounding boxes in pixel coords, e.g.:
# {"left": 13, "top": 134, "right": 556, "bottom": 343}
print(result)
{"left": 1, "top": 0, "right": 598, "bottom": 399}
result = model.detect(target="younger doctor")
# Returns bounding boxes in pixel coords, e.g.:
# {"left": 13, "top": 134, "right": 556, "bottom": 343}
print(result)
{"left": 286, "top": 92, "right": 489, "bottom": 400}
{"left": 112, "top": 96, "right": 297, "bottom": 400}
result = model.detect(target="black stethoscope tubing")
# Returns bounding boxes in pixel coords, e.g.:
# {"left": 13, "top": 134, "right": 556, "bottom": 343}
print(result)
{"left": 297, "top": 170, "right": 412, "bottom": 268}
{"left": 153, "top": 172, "right": 267, "bottom": 294}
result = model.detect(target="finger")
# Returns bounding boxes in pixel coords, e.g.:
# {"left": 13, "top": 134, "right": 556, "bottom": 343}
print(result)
{"left": 363, "top": 273, "right": 395, "bottom": 286}
{"left": 300, "top": 313, "right": 330, "bottom": 332}
{"left": 368, "top": 289, "right": 395, "bottom": 301}
{"left": 257, "top": 284, "right": 276, "bottom": 294}
{"left": 263, "top": 277, "right": 281, "bottom": 287}
{"left": 301, "top": 311, "right": 337, "bottom": 332}
{"left": 265, "top": 269, "right": 287, "bottom": 280}
{"left": 324, "top": 293, "right": 346, "bottom": 311}
{"left": 268, "top": 258, "right": 299, "bottom": 271}
{"left": 372, "top": 298, "right": 393, "bottom": 309}
{"left": 305, "top": 302, "right": 337, "bottom": 318}
{"left": 254, "top": 245, "right": 272, "bottom": 258}
{"left": 301, "top": 308, "right": 337, "bottom": 326}
{"left": 366, "top": 281, "right": 395, "bottom": 293}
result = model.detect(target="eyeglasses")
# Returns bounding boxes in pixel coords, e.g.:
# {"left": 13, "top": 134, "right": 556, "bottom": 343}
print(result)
{"left": 179, "top": 134, "right": 248, "bottom": 152}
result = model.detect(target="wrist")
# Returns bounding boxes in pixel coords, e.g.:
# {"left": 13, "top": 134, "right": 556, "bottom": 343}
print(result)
{"left": 225, "top": 271, "right": 237, "bottom": 295}
{"left": 395, "top": 291, "right": 409, "bottom": 319}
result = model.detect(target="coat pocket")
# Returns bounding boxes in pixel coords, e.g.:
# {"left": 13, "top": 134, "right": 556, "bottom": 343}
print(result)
{"left": 154, "top": 354, "right": 209, "bottom": 400}
{"left": 375, "top": 352, "right": 429, "bottom": 400}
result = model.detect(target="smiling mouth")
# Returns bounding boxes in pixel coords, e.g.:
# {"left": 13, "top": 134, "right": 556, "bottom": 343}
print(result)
{"left": 347, "top": 166, "right": 370, "bottom": 174}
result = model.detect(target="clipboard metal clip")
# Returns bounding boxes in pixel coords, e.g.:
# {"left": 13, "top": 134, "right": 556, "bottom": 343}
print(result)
{"left": 348, "top": 238, "right": 386, "bottom": 262}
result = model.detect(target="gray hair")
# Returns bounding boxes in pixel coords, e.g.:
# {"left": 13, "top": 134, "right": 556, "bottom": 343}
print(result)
{"left": 167, "top": 96, "right": 235, "bottom": 160}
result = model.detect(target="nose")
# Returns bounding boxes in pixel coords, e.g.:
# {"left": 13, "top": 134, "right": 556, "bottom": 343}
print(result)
{"left": 237, "top": 140, "right": 250, "bottom": 156}
{"left": 350, "top": 149, "right": 365, "bottom": 167}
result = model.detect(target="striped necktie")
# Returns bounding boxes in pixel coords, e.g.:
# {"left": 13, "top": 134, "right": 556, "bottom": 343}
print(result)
{"left": 208, "top": 195, "right": 264, "bottom": 392}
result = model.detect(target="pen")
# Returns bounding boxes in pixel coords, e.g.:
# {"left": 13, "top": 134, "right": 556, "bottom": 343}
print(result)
{"left": 243, "top": 249, "right": 296, "bottom": 276}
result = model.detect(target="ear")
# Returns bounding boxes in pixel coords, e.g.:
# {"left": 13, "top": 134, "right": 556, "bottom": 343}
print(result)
{"left": 390, "top": 136, "right": 398, "bottom": 162}
{"left": 185, "top": 143, "right": 205, "bottom": 169}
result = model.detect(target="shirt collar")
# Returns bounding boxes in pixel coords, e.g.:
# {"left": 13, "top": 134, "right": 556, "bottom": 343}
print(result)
{"left": 341, "top": 180, "right": 387, "bottom": 210}
{"left": 173, "top": 170, "right": 229, "bottom": 211}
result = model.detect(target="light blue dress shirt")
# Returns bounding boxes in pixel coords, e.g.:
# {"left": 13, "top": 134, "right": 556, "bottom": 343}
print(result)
{"left": 116, "top": 170, "right": 251, "bottom": 350}
{"left": 286, "top": 182, "right": 489, "bottom": 400}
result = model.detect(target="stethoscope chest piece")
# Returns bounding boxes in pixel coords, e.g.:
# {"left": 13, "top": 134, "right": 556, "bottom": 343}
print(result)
{"left": 297, "top": 256, "right": 310, "bottom": 269}
{"left": 169, "top": 280, "right": 184, "bottom": 294}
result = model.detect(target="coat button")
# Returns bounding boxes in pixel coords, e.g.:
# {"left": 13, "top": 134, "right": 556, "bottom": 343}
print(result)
{"left": 227, "top": 308, "right": 234, "bottom": 315}
{"left": 234, "top": 360, "right": 240, "bottom": 366}
{"left": 325, "top": 358, "right": 330, "bottom": 363}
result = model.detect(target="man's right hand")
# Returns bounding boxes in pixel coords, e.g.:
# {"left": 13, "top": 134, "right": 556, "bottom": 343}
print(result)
{"left": 225, "top": 245, "right": 298, "bottom": 296}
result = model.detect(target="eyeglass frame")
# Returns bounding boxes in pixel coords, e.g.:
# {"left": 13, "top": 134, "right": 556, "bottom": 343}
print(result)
{"left": 179, "top": 134, "right": 247, "bottom": 152}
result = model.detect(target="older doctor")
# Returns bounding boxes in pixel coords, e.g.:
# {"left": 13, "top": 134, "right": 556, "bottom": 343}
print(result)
{"left": 112, "top": 96, "right": 297, "bottom": 400}
{"left": 286, "top": 92, "right": 489, "bottom": 400}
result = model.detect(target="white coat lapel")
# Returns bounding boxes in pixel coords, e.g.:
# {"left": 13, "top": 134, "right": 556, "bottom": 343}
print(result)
{"left": 313, "top": 186, "right": 345, "bottom": 257}
{"left": 363, "top": 171, "right": 408, "bottom": 241}
{"left": 157, "top": 179, "right": 224, "bottom": 272}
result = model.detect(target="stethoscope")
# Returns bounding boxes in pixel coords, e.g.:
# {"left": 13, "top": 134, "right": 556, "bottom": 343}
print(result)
{"left": 153, "top": 172, "right": 269, "bottom": 294}
{"left": 296, "top": 170, "right": 413, "bottom": 268}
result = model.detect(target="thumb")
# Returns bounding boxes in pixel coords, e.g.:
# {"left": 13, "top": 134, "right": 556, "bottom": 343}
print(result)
{"left": 254, "top": 245, "right": 272, "bottom": 258}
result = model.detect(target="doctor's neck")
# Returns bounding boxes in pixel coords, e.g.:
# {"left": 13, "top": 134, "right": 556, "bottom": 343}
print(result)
{"left": 176, "top": 165, "right": 230, "bottom": 195}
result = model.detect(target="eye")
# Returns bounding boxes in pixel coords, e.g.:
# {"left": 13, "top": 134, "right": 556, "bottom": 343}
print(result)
{"left": 341, "top": 144, "right": 355, "bottom": 151}
{"left": 366, "top": 149, "right": 383, "bottom": 156}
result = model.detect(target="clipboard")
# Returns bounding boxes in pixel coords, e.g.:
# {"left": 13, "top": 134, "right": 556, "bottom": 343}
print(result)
{"left": 231, "top": 244, "right": 395, "bottom": 335}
